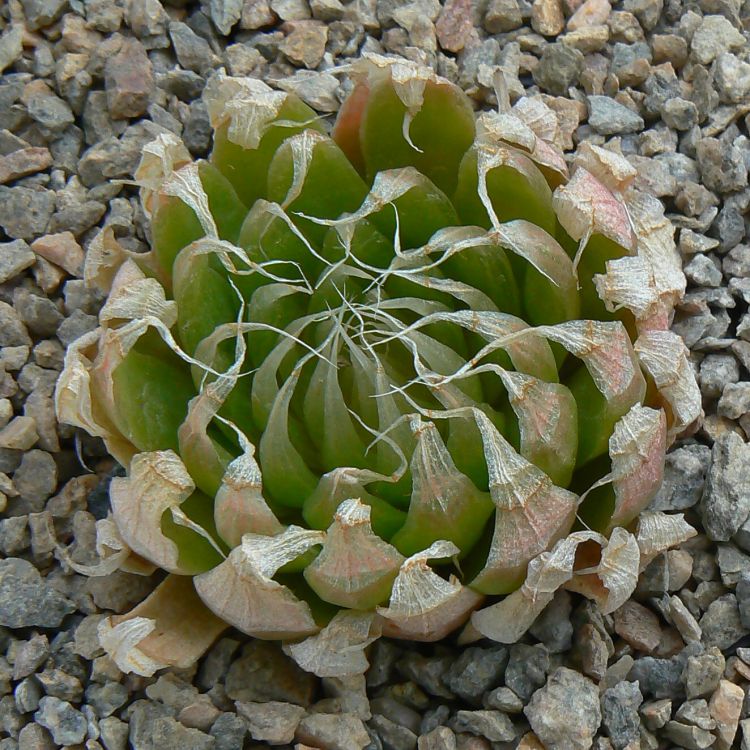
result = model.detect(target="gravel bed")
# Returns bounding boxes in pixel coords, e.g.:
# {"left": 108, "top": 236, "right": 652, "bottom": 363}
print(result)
{"left": 0, "top": 0, "right": 750, "bottom": 748}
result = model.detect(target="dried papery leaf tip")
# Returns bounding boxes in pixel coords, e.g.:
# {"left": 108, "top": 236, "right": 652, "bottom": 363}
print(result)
{"left": 55, "top": 54, "right": 697, "bottom": 678}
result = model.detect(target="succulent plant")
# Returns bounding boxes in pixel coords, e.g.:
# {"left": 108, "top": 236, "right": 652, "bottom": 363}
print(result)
{"left": 56, "top": 56, "right": 701, "bottom": 678}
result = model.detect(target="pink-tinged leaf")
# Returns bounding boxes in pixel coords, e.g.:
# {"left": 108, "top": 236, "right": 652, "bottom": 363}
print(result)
{"left": 503, "top": 373, "right": 578, "bottom": 487}
{"left": 304, "top": 499, "right": 404, "bottom": 610}
{"left": 635, "top": 511, "right": 696, "bottom": 568}
{"left": 100, "top": 575, "right": 227, "bottom": 676}
{"left": 214, "top": 436, "right": 284, "bottom": 548}
{"left": 606, "top": 405, "right": 667, "bottom": 531}
{"left": 111, "top": 450, "right": 216, "bottom": 575}
{"left": 469, "top": 410, "right": 579, "bottom": 595}
{"left": 470, "top": 531, "right": 600, "bottom": 643}
{"left": 284, "top": 611, "right": 381, "bottom": 678}
{"left": 377, "top": 541, "right": 483, "bottom": 641}
{"left": 571, "top": 142, "right": 637, "bottom": 194}
{"left": 635, "top": 330, "right": 702, "bottom": 441}
{"left": 552, "top": 167, "right": 635, "bottom": 252}
{"left": 564, "top": 527, "right": 640, "bottom": 614}
{"left": 194, "top": 526, "right": 324, "bottom": 639}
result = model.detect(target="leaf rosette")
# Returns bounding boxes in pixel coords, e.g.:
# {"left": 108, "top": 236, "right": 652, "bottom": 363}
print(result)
{"left": 56, "top": 55, "right": 701, "bottom": 677}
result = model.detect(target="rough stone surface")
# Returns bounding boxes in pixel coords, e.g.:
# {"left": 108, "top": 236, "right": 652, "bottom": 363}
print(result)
{"left": 524, "top": 668, "right": 601, "bottom": 750}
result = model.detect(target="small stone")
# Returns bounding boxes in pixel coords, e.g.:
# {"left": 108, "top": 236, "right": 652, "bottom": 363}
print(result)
{"left": 280, "top": 21, "right": 328, "bottom": 69}
{"left": 0, "top": 148, "right": 53, "bottom": 186}
{"left": 588, "top": 96, "right": 645, "bottom": 135}
{"left": 524, "top": 668, "right": 601, "bottom": 750}
{"left": 667, "top": 595, "right": 702, "bottom": 644}
{"left": 12, "top": 449, "right": 57, "bottom": 514}
{"left": 663, "top": 720, "right": 715, "bottom": 750}
{"left": 684, "top": 647, "right": 724, "bottom": 699}
{"left": 701, "top": 432, "right": 750, "bottom": 541}
{"left": 600, "top": 681, "right": 642, "bottom": 750}
{"left": 700, "top": 594, "right": 749, "bottom": 650}
{"left": 0, "top": 240, "right": 35, "bottom": 284}
{"left": 398, "top": 653, "right": 454, "bottom": 699}
{"left": 485, "top": 686, "right": 524, "bottom": 713}
{"left": 417, "top": 726, "right": 456, "bottom": 750}
{"left": 613, "top": 601, "right": 662, "bottom": 652}
{"left": 0, "top": 186, "right": 55, "bottom": 241}
{"left": 370, "top": 713, "right": 418, "bottom": 750}
{"left": 210, "top": 713, "right": 246, "bottom": 750}
{"left": 576, "top": 622, "right": 609, "bottom": 680}
{"left": 436, "top": 0, "right": 475, "bottom": 52}
{"left": 0, "top": 26, "right": 23, "bottom": 74}
{"left": 504, "top": 644, "right": 549, "bottom": 701}
{"left": 532, "top": 0, "right": 564, "bottom": 36}
{"left": 697, "top": 137, "right": 747, "bottom": 195}
{"left": 271, "top": 0, "right": 311, "bottom": 20}
{"left": 276, "top": 70, "right": 341, "bottom": 112}
{"left": 639, "top": 699, "right": 671, "bottom": 731}
{"left": 484, "top": 0, "right": 523, "bottom": 32}
{"left": 714, "top": 52, "right": 750, "bottom": 103}
{"left": 225, "top": 641, "right": 316, "bottom": 706}
{"left": 241, "top": 0, "right": 278, "bottom": 28}
{"left": 451, "top": 710, "right": 515, "bottom": 742}
{"left": 533, "top": 43, "right": 584, "bottom": 95}
{"left": 708, "top": 679, "right": 744, "bottom": 750}
{"left": 700, "top": 355, "right": 740, "bottom": 399}
{"left": 718, "top": 383, "right": 750, "bottom": 420}
{"left": 86, "top": 681, "right": 129, "bottom": 718}
{"left": 17, "top": 722, "right": 55, "bottom": 750}
{"left": 661, "top": 97, "right": 699, "bottom": 130}
{"left": 717, "top": 543, "right": 750, "bottom": 586}
{"left": 34, "top": 697, "right": 87, "bottom": 746}
{"left": 0, "top": 558, "right": 73, "bottom": 628}
{"left": 296, "top": 713, "right": 371, "bottom": 750}
{"left": 529, "top": 590, "right": 574, "bottom": 653}
{"left": 105, "top": 38, "right": 154, "bottom": 120}
{"left": 14, "top": 289, "right": 63, "bottom": 338}
{"left": 443, "top": 646, "right": 507, "bottom": 705}
{"left": 685, "top": 254, "right": 723, "bottom": 287}
{"left": 31, "top": 232, "right": 84, "bottom": 278}
{"left": 690, "top": 14, "right": 745, "bottom": 65}
{"left": 236, "top": 701, "right": 306, "bottom": 744}
{"left": 168, "top": 22, "right": 220, "bottom": 74}
{"left": 12, "top": 634, "right": 49, "bottom": 680}
{"left": 0, "top": 417, "right": 37, "bottom": 451}
{"left": 206, "top": 0, "right": 244, "bottom": 34}
{"left": 100, "top": 716, "right": 129, "bottom": 750}
{"left": 567, "top": 0, "right": 611, "bottom": 29}
{"left": 627, "top": 653, "right": 686, "bottom": 699}
{"left": 23, "top": 85, "right": 75, "bottom": 138}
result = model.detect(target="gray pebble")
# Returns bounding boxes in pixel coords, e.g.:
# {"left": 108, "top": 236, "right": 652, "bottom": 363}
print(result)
{"left": 398, "top": 653, "right": 454, "bottom": 700}
{"left": 443, "top": 646, "right": 507, "bottom": 705}
{"left": 56, "top": 310, "right": 99, "bottom": 347}
{"left": 533, "top": 43, "right": 584, "bottom": 96}
{"left": 34, "top": 696, "right": 87, "bottom": 746}
{"left": 690, "top": 14, "right": 745, "bottom": 65}
{"left": 601, "top": 681, "right": 642, "bottom": 750}
{"left": 718, "top": 383, "right": 750, "bottom": 420}
{"left": 100, "top": 716, "right": 130, "bottom": 750}
{"left": 0, "top": 187, "right": 55, "bottom": 241}
{"left": 700, "top": 594, "right": 749, "bottom": 650}
{"left": 12, "top": 634, "right": 49, "bottom": 680}
{"left": 701, "top": 432, "right": 750, "bottom": 541}
{"left": 450, "top": 710, "right": 515, "bottom": 742}
{"left": 529, "top": 590, "right": 574, "bottom": 653}
{"left": 0, "top": 559, "right": 73, "bottom": 628}
{"left": 588, "top": 96, "right": 645, "bottom": 135}
{"left": 86, "top": 681, "right": 129, "bottom": 718}
{"left": 684, "top": 254, "right": 723, "bottom": 288}
{"left": 236, "top": 700, "right": 305, "bottom": 744}
{"left": 209, "top": 712, "right": 246, "bottom": 750}
{"left": 524, "top": 667, "right": 601, "bottom": 750}
{"left": 369, "top": 713, "right": 418, "bottom": 750}
{"left": 14, "top": 676, "right": 42, "bottom": 714}
{"left": 0, "top": 240, "right": 35, "bottom": 284}
{"left": 650, "top": 444, "right": 711, "bottom": 512}
{"left": 169, "top": 21, "right": 219, "bottom": 74}
{"left": 699, "top": 355, "right": 740, "bottom": 399}
{"left": 13, "top": 289, "right": 63, "bottom": 338}
{"left": 504, "top": 643, "right": 549, "bottom": 701}
{"left": 17, "top": 722, "right": 55, "bottom": 750}
{"left": 683, "top": 647, "right": 724, "bottom": 699}
{"left": 296, "top": 712, "right": 371, "bottom": 750}
{"left": 25, "top": 91, "right": 74, "bottom": 138}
